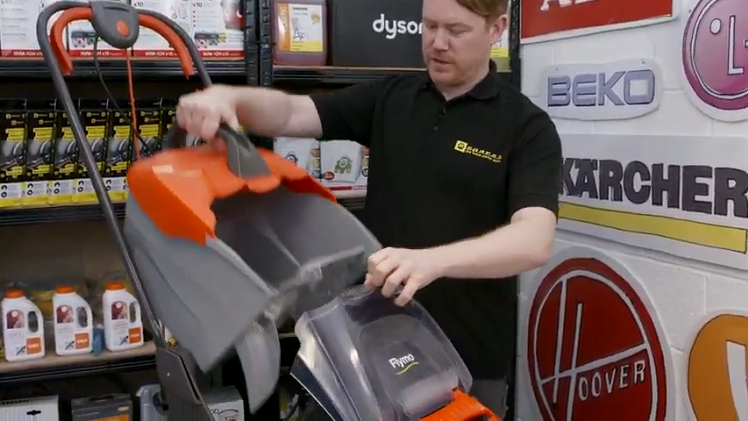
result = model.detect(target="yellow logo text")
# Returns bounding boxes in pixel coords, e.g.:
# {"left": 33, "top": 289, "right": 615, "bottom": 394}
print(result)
{"left": 454, "top": 140, "right": 502, "bottom": 163}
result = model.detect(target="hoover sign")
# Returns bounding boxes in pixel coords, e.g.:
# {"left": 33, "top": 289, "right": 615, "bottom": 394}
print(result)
{"left": 526, "top": 247, "right": 673, "bottom": 420}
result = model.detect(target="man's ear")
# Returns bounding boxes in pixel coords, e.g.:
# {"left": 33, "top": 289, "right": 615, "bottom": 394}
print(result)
{"left": 490, "top": 14, "right": 508, "bottom": 44}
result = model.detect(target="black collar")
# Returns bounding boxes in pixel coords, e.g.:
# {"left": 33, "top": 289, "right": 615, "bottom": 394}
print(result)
{"left": 422, "top": 60, "right": 501, "bottom": 100}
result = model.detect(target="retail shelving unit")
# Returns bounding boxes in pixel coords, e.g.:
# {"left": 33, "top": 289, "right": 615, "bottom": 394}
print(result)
{"left": 0, "top": 0, "right": 260, "bottom": 388}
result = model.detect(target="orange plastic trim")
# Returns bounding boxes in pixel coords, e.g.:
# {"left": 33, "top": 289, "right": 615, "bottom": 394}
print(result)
{"left": 126, "top": 147, "right": 336, "bottom": 246}
{"left": 421, "top": 390, "right": 500, "bottom": 421}
{"left": 50, "top": 7, "right": 194, "bottom": 77}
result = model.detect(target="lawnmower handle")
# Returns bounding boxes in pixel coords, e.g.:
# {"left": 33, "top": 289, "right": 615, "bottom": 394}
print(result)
{"left": 164, "top": 123, "right": 271, "bottom": 179}
{"left": 36, "top": 1, "right": 265, "bottom": 178}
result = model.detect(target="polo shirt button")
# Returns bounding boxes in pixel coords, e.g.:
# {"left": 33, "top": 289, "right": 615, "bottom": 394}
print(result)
{"left": 433, "top": 125, "right": 438, "bottom": 131}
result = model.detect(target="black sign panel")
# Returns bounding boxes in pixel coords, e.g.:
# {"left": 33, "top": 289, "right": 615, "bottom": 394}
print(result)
{"left": 328, "top": 0, "right": 424, "bottom": 68}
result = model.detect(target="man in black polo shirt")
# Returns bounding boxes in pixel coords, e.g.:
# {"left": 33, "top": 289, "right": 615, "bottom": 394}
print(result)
{"left": 176, "top": 0, "right": 560, "bottom": 416}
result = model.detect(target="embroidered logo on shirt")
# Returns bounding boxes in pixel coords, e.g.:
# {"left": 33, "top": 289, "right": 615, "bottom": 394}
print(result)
{"left": 454, "top": 140, "right": 502, "bottom": 163}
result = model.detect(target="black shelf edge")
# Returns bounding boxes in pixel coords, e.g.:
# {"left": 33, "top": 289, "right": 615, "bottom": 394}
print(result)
{"left": 272, "top": 66, "right": 426, "bottom": 85}
{"left": 0, "top": 352, "right": 155, "bottom": 385}
{"left": 0, "top": 59, "right": 248, "bottom": 79}
{"left": 0, "top": 195, "right": 364, "bottom": 226}
{"left": 0, "top": 203, "right": 126, "bottom": 226}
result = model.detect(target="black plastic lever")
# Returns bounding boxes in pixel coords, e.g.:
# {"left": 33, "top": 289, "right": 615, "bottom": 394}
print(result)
{"left": 90, "top": 1, "right": 140, "bottom": 49}
{"left": 162, "top": 123, "right": 271, "bottom": 179}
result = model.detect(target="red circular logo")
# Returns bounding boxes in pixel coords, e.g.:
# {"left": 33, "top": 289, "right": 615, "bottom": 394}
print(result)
{"left": 323, "top": 171, "right": 335, "bottom": 181}
{"left": 527, "top": 257, "right": 668, "bottom": 420}
{"left": 682, "top": 0, "right": 748, "bottom": 112}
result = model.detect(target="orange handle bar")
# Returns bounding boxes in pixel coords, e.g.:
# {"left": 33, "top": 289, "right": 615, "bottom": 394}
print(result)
{"left": 422, "top": 390, "right": 500, "bottom": 421}
{"left": 36, "top": 1, "right": 208, "bottom": 83}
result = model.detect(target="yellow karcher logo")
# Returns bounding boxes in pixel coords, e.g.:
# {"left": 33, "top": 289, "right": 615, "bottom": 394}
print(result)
{"left": 454, "top": 140, "right": 502, "bottom": 163}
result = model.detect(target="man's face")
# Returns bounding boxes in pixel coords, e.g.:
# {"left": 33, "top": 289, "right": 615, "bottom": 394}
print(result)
{"left": 422, "top": 0, "right": 507, "bottom": 88}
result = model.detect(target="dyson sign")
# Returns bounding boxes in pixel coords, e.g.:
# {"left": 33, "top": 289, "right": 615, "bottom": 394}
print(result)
{"left": 540, "top": 59, "right": 663, "bottom": 120}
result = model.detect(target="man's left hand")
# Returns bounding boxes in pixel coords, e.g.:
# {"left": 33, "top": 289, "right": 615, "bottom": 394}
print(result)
{"left": 365, "top": 247, "right": 443, "bottom": 306}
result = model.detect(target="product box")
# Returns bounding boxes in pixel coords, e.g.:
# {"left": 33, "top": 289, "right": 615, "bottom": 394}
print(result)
{"left": 23, "top": 99, "right": 57, "bottom": 207}
{"left": 274, "top": 137, "right": 320, "bottom": 179}
{"left": 72, "top": 99, "right": 109, "bottom": 204}
{"left": 105, "top": 101, "right": 132, "bottom": 202}
{"left": 132, "top": 0, "right": 193, "bottom": 57}
{"left": 319, "top": 140, "right": 367, "bottom": 193}
{"left": 192, "top": 0, "right": 244, "bottom": 58}
{"left": 135, "top": 99, "right": 163, "bottom": 158}
{"left": 273, "top": 1, "right": 327, "bottom": 65}
{"left": 205, "top": 386, "right": 244, "bottom": 420}
{"left": 71, "top": 393, "right": 132, "bottom": 420}
{"left": 328, "top": 0, "right": 424, "bottom": 68}
{"left": 0, "top": 0, "right": 66, "bottom": 57}
{"left": 68, "top": 0, "right": 128, "bottom": 57}
{"left": 50, "top": 101, "right": 76, "bottom": 205}
{"left": 160, "top": 99, "right": 177, "bottom": 149}
{"left": 0, "top": 395, "right": 59, "bottom": 420}
{"left": 0, "top": 99, "right": 28, "bottom": 208}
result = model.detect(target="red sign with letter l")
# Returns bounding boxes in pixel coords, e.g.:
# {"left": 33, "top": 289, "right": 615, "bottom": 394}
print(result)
{"left": 521, "top": 0, "right": 674, "bottom": 41}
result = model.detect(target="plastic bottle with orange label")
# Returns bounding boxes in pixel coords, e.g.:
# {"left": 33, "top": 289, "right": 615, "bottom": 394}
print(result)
{"left": 102, "top": 281, "right": 144, "bottom": 352}
{"left": 53, "top": 285, "right": 93, "bottom": 356}
{"left": 1, "top": 290, "right": 45, "bottom": 362}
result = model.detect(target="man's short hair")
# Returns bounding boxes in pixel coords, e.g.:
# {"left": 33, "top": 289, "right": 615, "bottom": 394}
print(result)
{"left": 456, "top": 0, "right": 509, "bottom": 20}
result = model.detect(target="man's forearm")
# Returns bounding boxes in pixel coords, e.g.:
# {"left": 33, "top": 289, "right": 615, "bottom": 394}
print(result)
{"left": 430, "top": 215, "right": 555, "bottom": 280}
{"left": 226, "top": 86, "right": 295, "bottom": 137}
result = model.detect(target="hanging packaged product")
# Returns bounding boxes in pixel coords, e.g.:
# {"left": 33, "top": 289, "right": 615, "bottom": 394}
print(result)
{"left": 132, "top": 0, "right": 193, "bottom": 57}
{"left": 68, "top": 0, "right": 129, "bottom": 57}
{"left": 2, "top": 290, "right": 45, "bottom": 362}
{"left": 0, "top": 0, "right": 66, "bottom": 57}
{"left": 53, "top": 285, "right": 93, "bottom": 356}
{"left": 272, "top": 0, "right": 327, "bottom": 66}
{"left": 50, "top": 100, "right": 76, "bottom": 205}
{"left": 72, "top": 99, "right": 109, "bottom": 204}
{"left": 191, "top": 0, "right": 244, "bottom": 58}
{"left": 104, "top": 100, "right": 132, "bottom": 203}
{"left": 102, "top": 281, "right": 144, "bottom": 352}
{"left": 327, "top": 0, "right": 423, "bottom": 68}
{"left": 274, "top": 137, "right": 321, "bottom": 178}
{"left": 0, "top": 99, "right": 27, "bottom": 209}
{"left": 320, "top": 140, "right": 367, "bottom": 194}
{"left": 22, "top": 100, "right": 56, "bottom": 207}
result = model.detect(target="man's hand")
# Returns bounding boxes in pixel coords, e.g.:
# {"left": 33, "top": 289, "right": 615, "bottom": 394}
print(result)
{"left": 365, "top": 247, "right": 443, "bottom": 306}
{"left": 176, "top": 85, "right": 240, "bottom": 150}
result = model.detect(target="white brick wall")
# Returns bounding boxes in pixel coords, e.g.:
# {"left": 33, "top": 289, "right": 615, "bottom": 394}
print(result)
{"left": 517, "top": 0, "right": 748, "bottom": 419}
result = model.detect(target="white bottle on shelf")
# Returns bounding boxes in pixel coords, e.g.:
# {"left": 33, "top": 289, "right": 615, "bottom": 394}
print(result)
{"left": 1, "top": 290, "right": 45, "bottom": 362}
{"left": 102, "top": 281, "right": 144, "bottom": 352}
{"left": 53, "top": 285, "right": 93, "bottom": 356}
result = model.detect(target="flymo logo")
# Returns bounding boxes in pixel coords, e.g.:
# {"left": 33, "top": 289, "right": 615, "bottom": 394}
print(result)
{"left": 389, "top": 353, "right": 419, "bottom": 375}
{"left": 687, "top": 313, "right": 748, "bottom": 420}
{"left": 454, "top": 140, "right": 502, "bottom": 163}
{"left": 526, "top": 248, "right": 671, "bottom": 420}
{"left": 372, "top": 14, "right": 422, "bottom": 40}
{"left": 541, "top": 59, "right": 663, "bottom": 121}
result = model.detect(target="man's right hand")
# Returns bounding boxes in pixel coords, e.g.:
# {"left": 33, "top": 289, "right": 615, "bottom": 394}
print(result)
{"left": 176, "top": 85, "right": 241, "bottom": 150}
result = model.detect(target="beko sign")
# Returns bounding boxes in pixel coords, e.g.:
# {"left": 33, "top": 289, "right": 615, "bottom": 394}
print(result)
{"left": 540, "top": 59, "right": 663, "bottom": 120}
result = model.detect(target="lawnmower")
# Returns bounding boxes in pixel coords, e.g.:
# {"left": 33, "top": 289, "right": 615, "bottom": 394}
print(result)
{"left": 36, "top": 2, "right": 500, "bottom": 419}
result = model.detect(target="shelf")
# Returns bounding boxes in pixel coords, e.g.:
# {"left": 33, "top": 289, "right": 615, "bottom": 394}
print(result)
{"left": 0, "top": 342, "right": 155, "bottom": 384}
{"left": 0, "top": 58, "right": 248, "bottom": 79}
{"left": 272, "top": 66, "right": 426, "bottom": 85}
{"left": 0, "top": 194, "right": 364, "bottom": 226}
{"left": 0, "top": 203, "right": 126, "bottom": 226}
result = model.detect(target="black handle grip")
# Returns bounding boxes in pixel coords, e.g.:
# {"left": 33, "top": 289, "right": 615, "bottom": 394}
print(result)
{"left": 162, "top": 123, "right": 270, "bottom": 179}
